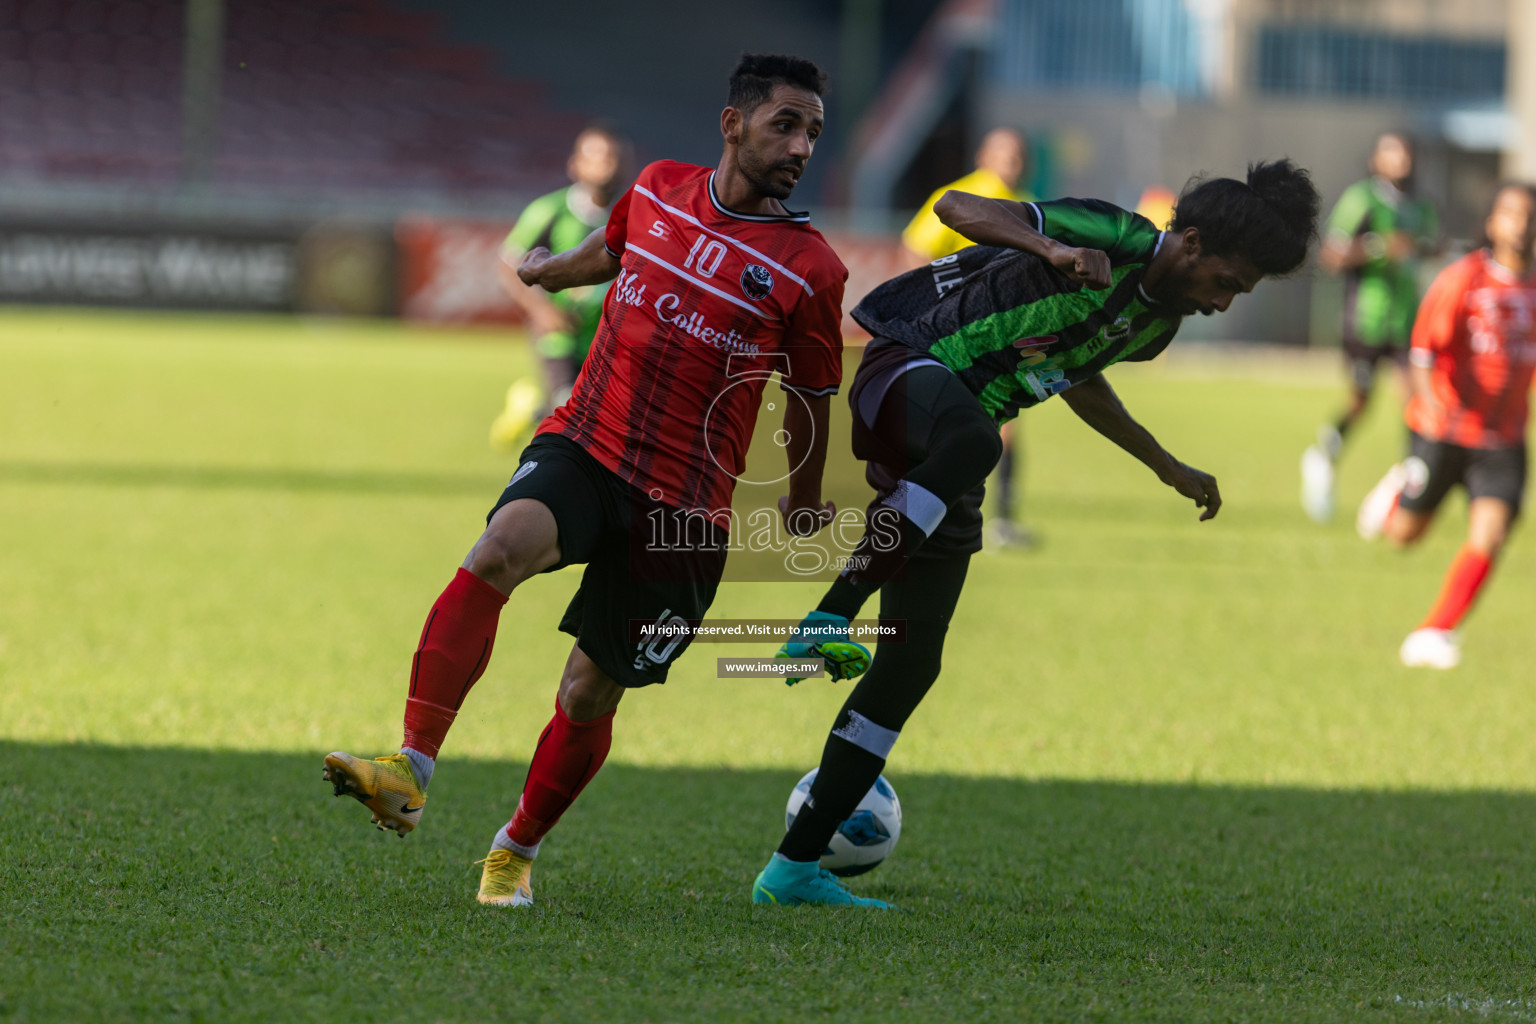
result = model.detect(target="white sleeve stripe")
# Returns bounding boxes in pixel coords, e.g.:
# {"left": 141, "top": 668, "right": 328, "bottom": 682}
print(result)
{"left": 1409, "top": 348, "right": 1435, "bottom": 367}
{"left": 604, "top": 243, "right": 622, "bottom": 258}
{"left": 779, "top": 382, "right": 839, "bottom": 396}
{"left": 1027, "top": 202, "right": 1045, "bottom": 230}
{"left": 633, "top": 185, "right": 814, "bottom": 295}
{"left": 624, "top": 242, "right": 781, "bottom": 321}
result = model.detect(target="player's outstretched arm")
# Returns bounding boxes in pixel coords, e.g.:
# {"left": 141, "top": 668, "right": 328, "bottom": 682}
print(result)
{"left": 498, "top": 248, "right": 578, "bottom": 336}
{"left": 932, "top": 191, "right": 1111, "bottom": 288}
{"left": 1060, "top": 373, "right": 1222, "bottom": 521}
{"left": 777, "top": 392, "right": 835, "bottom": 536}
{"left": 517, "top": 227, "right": 621, "bottom": 293}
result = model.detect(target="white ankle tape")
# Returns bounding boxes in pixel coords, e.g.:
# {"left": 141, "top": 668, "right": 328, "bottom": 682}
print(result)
{"left": 493, "top": 829, "right": 540, "bottom": 860}
{"left": 401, "top": 746, "right": 435, "bottom": 790}
{"left": 832, "top": 711, "right": 900, "bottom": 759}
{"left": 879, "top": 480, "right": 946, "bottom": 536}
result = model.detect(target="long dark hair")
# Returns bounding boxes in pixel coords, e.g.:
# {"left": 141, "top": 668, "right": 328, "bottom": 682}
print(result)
{"left": 1170, "top": 159, "right": 1321, "bottom": 275}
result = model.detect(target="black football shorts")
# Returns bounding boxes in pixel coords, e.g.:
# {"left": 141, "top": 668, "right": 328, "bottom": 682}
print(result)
{"left": 488, "top": 433, "right": 728, "bottom": 687}
{"left": 1398, "top": 431, "right": 1527, "bottom": 518}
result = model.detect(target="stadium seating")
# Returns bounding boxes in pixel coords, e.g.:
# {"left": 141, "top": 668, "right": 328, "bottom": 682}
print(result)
{"left": 0, "top": 0, "right": 585, "bottom": 200}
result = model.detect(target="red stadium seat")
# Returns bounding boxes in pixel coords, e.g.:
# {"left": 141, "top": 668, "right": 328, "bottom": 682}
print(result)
{"left": 0, "top": 0, "right": 597, "bottom": 201}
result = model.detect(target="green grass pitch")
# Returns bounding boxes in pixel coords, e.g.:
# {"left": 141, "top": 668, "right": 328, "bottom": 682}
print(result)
{"left": 3, "top": 307, "right": 1536, "bottom": 1022}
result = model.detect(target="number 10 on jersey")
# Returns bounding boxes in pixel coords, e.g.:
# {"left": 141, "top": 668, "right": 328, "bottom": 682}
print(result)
{"left": 685, "top": 235, "right": 728, "bottom": 278}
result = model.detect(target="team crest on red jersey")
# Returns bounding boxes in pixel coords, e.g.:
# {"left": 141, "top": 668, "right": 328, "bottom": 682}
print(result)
{"left": 541, "top": 160, "right": 847, "bottom": 520}
{"left": 741, "top": 264, "right": 774, "bottom": 300}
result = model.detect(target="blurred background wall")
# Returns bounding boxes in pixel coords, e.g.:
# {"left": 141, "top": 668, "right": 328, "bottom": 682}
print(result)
{"left": 0, "top": 0, "right": 1530, "bottom": 340}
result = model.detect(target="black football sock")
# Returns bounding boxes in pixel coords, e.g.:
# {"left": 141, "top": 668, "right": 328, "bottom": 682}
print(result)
{"left": 779, "top": 552, "right": 970, "bottom": 863}
{"left": 778, "top": 713, "right": 895, "bottom": 863}
{"left": 815, "top": 510, "right": 928, "bottom": 621}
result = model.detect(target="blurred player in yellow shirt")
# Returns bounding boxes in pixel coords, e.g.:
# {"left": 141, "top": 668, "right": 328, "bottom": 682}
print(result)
{"left": 903, "top": 127, "right": 1032, "bottom": 261}
{"left": 900, "top": 127, "right": 1037, "bottom": 547}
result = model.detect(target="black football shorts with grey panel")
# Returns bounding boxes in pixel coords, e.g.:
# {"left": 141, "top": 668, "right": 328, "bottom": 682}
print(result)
{"left": 488, "top": 433, "right": 728, "bottom": 687}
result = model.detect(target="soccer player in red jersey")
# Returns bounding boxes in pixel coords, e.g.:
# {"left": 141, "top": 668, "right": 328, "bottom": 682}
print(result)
{"left": 321, "top": 54, "right": 852, "bottom": 906}
{"left": 1356, "top": 183, "right": 1536, "bottom": 668}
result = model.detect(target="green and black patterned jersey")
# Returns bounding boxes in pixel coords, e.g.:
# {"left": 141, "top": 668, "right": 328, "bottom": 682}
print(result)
{"left": 505, "top": 185, "right": 612, "bottom": 361}
{"left": 852, "top": 198, "right": 1180, "bottom": 423}
{"left": 1325, "top": 177, "right": 1437, "bottom": 347}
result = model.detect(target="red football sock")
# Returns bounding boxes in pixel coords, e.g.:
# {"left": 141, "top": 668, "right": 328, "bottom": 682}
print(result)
{"left": 505, "top": 700, "right": 615, "bottom": 848}
{"left": 401, "top": 568, "right": 508, "bottom": 758}
{"left": 1419, "top": 544, "right": 1493, "bottom": 631}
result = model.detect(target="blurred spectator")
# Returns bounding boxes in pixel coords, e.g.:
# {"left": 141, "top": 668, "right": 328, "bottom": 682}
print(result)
{"left": 490, "top": 126, "right": 630, "bottom": 450}
{"left": 1301, "top": 131, "right": 1439, "bottom": 522}
{"left": 900, "top": 127, "right": 1038, "bottom": 549}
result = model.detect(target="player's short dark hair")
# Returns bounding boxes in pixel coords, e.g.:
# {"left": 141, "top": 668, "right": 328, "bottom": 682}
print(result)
{"left": 1477, "top": 181, "right": 1536, "bottom": 247}
{"left": 1170, "top": 159, "right": 1321, "bottom": 277}
{"left": 575, "top": 121, "right": 622, "bottom": 145}
{"left": 1490, "top": 180, "right": 1536, "bottom": 206}
{"left": 727, "top": 53, "right": 827, "bottom": 113}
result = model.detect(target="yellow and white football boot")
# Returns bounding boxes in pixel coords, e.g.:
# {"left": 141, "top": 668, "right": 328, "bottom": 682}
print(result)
{"left": 321, "top": 751, "right": 426, "bottom": 837}
{"left": 476, "top": 849, "right": 535, "bottom": 907}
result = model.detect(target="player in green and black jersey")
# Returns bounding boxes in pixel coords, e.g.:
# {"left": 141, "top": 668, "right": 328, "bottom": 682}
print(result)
{"left": 490, "top": 126, "right": 629, "bottom": 450}
{"left": 1300, "top": 131, "right": 1438, "bottom": 523}
{"left": 861, "top": 197, "right": 1184, "bottom": 424}
{"left": 752, "top": 160, "right": 1322, "bottom": 908}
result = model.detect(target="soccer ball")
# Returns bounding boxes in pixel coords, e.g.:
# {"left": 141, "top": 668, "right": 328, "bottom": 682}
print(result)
{"left": 784, "top": 768, "right": 901, "bottom": 876}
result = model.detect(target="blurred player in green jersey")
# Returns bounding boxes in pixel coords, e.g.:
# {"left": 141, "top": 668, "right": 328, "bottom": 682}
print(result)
{"left": 1301, "top": 131, "right": 1438, "bottom": 522}
{"left": 755, "top": 161, "right": 1321, "bottom": 907}
{"left": 901, "top": 127, "right": 1039, "bottom": 548}
{"left": 490, "top": 126, "right": 629, "bottom": 450}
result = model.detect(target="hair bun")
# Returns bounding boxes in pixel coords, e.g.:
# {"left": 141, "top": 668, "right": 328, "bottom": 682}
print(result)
{"left": 1247, "top": 159, "right": 1320, "bottom": 240}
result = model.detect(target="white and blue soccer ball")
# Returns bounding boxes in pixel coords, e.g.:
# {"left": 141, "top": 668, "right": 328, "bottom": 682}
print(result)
{"left": 784, "top": 768, "right": 901, "bottom": 877}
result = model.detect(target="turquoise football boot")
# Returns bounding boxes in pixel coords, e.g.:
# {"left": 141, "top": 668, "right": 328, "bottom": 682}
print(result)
{"left": 751, "top": 853, "right": 892, "bottom": 908}
{"left": 775, "top": 610, "right": 871, "bottom": 686}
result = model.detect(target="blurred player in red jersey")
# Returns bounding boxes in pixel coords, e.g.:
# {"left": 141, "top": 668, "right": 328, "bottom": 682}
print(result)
{"left": 321, "top": 54, "right": 852, "bottom": 906}
{"left": 1356, "top": 183, "right": 1536, "bottom": 668}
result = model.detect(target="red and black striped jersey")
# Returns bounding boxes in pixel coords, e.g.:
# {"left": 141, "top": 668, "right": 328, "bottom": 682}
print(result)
{"left": 1406, "top": 249, "right": 1536, "bottom": 448}
{"left": 540, "top": 160, "right": 847, "bottom": 518}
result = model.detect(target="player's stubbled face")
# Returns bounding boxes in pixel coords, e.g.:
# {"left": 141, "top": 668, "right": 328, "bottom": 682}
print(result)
{"left": 1165, "top": 253, "right": 1263, "bottom": 317}
{"left": 737, "top": 85, "right": 824, "bottom": 201}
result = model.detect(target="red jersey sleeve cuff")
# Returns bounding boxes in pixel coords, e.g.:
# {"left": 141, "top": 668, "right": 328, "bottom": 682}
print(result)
{"left": 604, "top": 243, "right": 623, "bottom": 259}
{"left": 1408, "top": 348, "right": 1435, "bottom": 368}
